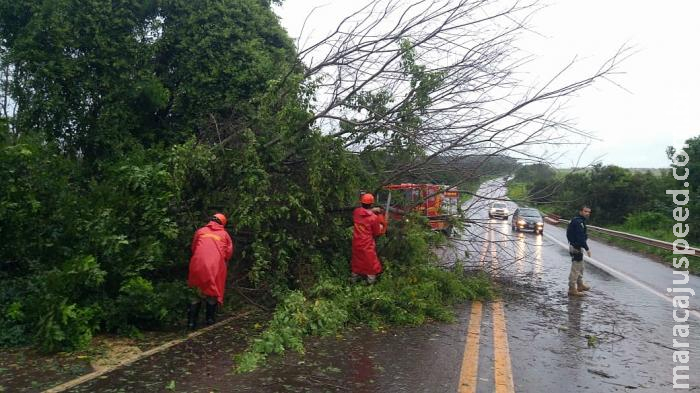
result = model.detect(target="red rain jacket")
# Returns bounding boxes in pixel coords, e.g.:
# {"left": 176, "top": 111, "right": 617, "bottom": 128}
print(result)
{"left": 351, "top": 207, "right": 386, "bottom": 275}
{"left": 188, "top": 221, "right": 234, "bottom": 304}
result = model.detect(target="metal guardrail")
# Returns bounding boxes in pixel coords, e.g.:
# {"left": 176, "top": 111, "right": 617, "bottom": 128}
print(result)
{"left": 545, "top": 214, "right": 700, "bottom": 256}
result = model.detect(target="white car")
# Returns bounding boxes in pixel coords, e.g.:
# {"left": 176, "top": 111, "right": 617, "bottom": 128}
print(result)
{"left": 488, "top": 202, "right": 509, "bottom": 220}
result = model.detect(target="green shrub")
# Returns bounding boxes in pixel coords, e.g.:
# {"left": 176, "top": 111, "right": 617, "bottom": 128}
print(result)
{"left": 111, "top": 277, "right": 191, "bottom": 332}
{"left": 115, "top": 277, "right": 166, "bottom": 329}
{"left": 0, "top": 300, "right": 29, "bottom": 346}
{"left": 35, "top": 299, "right": 99, "bottom": 353}
{"left": 27, "top": 256, "right": 106, "bottom": 352}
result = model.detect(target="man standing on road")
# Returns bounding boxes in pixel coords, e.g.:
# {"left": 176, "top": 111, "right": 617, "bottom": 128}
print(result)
{"left": 566, "top": 206, "right": 592, "bottom": 297}
{"left": 351, "top": 193, "right": 387, "bottom": 284}
{"left": 187, "top": 213, "right": 234, "bottom": 329}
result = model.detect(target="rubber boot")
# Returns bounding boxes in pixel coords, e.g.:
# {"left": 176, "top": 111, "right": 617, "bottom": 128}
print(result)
{"left": 187, "top": 302, "right": 201, "bottom": 330}
{"left": 205, "top": 302, "right": 217, "bottom": 326}
{"left": 568, "top": 285, "right": 585, "bottom": 297}
{"left": 577, "top": 282, "right": 591, "bottom": 291}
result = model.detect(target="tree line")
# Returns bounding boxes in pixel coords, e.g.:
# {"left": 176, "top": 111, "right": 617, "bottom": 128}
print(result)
{"left": 510, "top": 137, "right": 700, "bottom": 244}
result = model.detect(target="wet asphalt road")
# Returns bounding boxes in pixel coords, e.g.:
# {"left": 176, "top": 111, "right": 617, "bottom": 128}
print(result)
{"left": 51, "top": 178, "right": 700, "bottom": 392}
{"left": 460, "top": 178, "right": 700, "bottom": 392}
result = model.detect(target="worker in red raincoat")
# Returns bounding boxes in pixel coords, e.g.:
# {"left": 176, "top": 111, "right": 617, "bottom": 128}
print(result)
{"left": 187, "top": 213, "right": 234, "bottom": 329}
{"left": 351, "top": 193, "right": 387, "bottom": 284}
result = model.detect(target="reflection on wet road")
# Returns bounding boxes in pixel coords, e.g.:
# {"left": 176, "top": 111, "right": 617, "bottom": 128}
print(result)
{"left": 460, "top": 178, "right": 700, "bottom": 391}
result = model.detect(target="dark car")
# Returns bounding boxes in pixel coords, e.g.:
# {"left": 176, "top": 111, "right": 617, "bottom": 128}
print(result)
{"left": 512, "top": 207, "right": 544, "bottom": 234}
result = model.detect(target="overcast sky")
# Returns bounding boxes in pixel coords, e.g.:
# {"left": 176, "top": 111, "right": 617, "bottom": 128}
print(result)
{"left": 274, "top": 0, "right": 700, "bottom": 168}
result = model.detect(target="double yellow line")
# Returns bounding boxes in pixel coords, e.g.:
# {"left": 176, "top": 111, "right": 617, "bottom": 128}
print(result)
{"left": 458, "top": 300, "right": 515, "bottom": 393}
{"left": 459, "top": 226, "right": 514, "bottom": 392}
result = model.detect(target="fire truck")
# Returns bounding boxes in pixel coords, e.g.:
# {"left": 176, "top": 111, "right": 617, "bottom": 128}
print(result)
{"left": 381, "top": 183, "right": 460, "bottom": 236}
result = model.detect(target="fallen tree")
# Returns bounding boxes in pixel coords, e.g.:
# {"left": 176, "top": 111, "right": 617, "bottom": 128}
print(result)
{"left": 0, "top": 0, "right": 624, "bottom": 354}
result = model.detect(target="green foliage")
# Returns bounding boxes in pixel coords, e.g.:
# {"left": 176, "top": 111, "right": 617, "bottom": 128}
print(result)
{"left": 511, "top": 144, "right": 700, "bottom": 273}
{"left": 514, "top": 163, "right": 556, "bottom": 184}
{"left": 234, "top": 220, "right": 493, "bottom": 372}
{"left": 0, "top": 0, "right": 295, "bottom": 158}
{"left": 1, "top": 0, "right": 165, "bottom": 158}
{"left": 0, "top": 85, "right": 364, "bottom": 351}
{"left": 601, "top": 210, "right": 700, "bottom": 274}
{"left": 619, "top": 211, "right": 675, "bottom": 239}
{"left": 26, "top": 255, "right": 105, "bottom": 352}
{"left": 512, "top": 163, "right": 558, "bottom": 203}
{"left": 0, "top": 136, "right": 194, "bottom": 348}
{"left": 156, "top": 0, "right": 297, "bottom": 134}
{"left": 507, "top": 182, "right": 528, "bottom": 202}
{"left": 0, "top": 299, "right": 28, "bottom": 346}
{"left": 111, "top": 277, "right": 186, "bottom": 331}
{"left": 34, "top": 299, "right": 98, "bottom": 353}
{"left": 586, "top": 334, "right": 598, "bottom": 348}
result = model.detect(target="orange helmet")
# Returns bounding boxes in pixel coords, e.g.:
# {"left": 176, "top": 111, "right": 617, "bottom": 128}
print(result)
{"left": 360, "top": 193, "right": 374, "bottom": 204}
{"left": 213, "top": 213, "right": 227, "bottom": 226}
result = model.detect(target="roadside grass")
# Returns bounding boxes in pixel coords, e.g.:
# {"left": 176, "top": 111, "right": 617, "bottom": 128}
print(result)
{"left": 506, "top": 182, "right": 527, "bottom": 202}
{"left": 586, "top": 231, "right": 700, "bottom": 275}
{"left": 611, "top": 225, "right": 673, "bottom": 242}
{"left": 599, "top": 215, "right": 700, "bottom": 275}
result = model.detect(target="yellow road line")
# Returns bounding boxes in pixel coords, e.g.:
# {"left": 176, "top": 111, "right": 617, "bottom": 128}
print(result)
{"left": 492, "top": 301, "right": 515, "bottom": 393}
{"left": 458, "top": 301, "right": 483, "bottom": 393}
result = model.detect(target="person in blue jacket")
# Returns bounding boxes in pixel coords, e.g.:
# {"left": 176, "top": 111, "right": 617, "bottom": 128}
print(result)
{"left": 566, "top": 206, "right": 592, "bottom": 296}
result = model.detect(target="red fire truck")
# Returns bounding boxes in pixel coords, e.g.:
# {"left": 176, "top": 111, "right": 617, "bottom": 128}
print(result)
{"left": 382, "top": 183, "right": 460, "bottom": 236}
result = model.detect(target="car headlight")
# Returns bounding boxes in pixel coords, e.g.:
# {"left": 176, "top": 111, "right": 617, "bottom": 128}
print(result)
{"left": 536, "top": 222, "right": 543, "bottom": 226}
{"left": 517, "top": 220, "right": 525, "bottom": 225}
